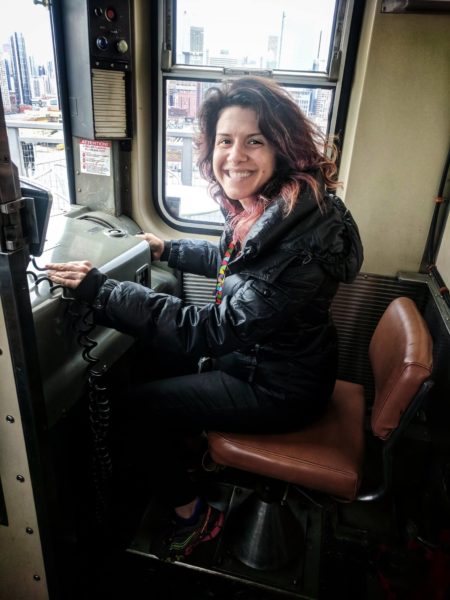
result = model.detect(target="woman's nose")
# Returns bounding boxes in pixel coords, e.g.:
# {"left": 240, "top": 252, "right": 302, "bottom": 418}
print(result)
{"left": 228, "top": 142, "right": 247, "bottom": 163}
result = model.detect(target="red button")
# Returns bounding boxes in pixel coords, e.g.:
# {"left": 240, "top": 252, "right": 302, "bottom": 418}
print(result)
{"left": 105, "top": 7, "right": 116, "bottom": 21}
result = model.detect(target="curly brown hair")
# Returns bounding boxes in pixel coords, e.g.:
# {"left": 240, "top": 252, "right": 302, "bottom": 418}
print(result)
{"left": 196, "top": 76, "right": 340, "bottom": 221}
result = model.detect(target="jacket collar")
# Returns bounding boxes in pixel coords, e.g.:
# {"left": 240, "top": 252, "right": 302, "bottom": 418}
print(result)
{"left": 240, "top": 180, "right": 321, "bottom": 259}
{"left": 224, "top": 178, "right": 363, "bottom": 284}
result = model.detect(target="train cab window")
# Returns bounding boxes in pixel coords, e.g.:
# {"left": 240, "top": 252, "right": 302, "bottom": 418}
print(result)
{"left": 157, "top": 0, "right": 356, "bottom": 233}
{"left": 0, "top": 1, "right": 70, "bottom": 214}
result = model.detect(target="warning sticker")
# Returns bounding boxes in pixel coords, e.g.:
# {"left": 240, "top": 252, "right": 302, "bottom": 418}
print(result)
{"left": 80, "top": 139, "right": 111, "bottom": 176}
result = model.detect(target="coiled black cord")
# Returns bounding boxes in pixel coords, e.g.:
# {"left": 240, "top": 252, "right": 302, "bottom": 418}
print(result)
{"left": 69, "top": 303, "right": 113, "bottom": 522}
{"left": 29, "top": 258, "right": 113, "bottom": 523}
{"left": 27, "top": 256, "right": 66, "bottom": 292}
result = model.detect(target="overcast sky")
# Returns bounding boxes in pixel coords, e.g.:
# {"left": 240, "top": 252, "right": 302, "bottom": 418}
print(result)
{"left": 0, "top": 0, "right": 53, "bottom": 64}
{"left": 176, "top": 0, "right": 336, "bottom": 70}
{"left": 0, "top": 0, "right": 337, "bottom": 70}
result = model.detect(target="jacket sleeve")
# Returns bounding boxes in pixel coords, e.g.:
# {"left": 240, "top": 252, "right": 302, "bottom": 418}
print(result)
{"left": 167, "top": 239, "right": 221, "bottom": 279}
{"left": 91, "top": 258, "right": 328, "bottom": 360}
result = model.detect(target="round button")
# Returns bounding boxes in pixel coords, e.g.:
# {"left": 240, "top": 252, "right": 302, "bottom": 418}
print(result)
{"left": 116, "top": 39, "right": 128, "bottom": 54}
{"left": 93, "top": 7, "right": 103, "bottom": 17}
{"left": 105, "top": 7, "right": 116, "bottom": 21}
{"left": 106, "top": 228, "right": 126, "bottom": 238}
{"left": 96, "top": 36, "right": 108, "bottom": 50}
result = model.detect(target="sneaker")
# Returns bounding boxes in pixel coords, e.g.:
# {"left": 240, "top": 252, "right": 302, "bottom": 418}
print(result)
{"left": 168, "top": 504, "right": 224, "bottom": 561}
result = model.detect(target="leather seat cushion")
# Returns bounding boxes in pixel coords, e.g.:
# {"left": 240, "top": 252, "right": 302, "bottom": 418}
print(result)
{"left": 369, "top": 297, "right": 433, "bottom": 439}
{"left": 208, "top": 380, "right": 366, "bottom": 501}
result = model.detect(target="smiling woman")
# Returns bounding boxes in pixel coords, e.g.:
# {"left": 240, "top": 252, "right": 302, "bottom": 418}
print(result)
{"left": 45, "top": 75, "right": 363, "bottom": 563}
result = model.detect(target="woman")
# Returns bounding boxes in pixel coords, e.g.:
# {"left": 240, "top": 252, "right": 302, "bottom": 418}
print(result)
{"left": 46, "top": 76, "right": 363, "bottom": 559}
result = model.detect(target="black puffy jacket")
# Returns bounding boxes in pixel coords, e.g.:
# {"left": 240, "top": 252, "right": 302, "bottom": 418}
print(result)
{"left": 90, "top": 183, "right": 363, "bottom": 405}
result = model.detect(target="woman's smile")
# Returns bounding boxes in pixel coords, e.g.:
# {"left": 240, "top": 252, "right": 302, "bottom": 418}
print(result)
{"left": 225, "top": 170, "right": 253, "bottom": 180}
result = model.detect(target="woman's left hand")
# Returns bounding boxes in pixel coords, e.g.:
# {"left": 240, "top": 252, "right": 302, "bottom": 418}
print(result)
{"left": 46, "top": 260, "right": 93, "bottom": 289}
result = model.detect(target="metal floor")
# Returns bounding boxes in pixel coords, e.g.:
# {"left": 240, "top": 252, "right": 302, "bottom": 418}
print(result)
{"left": 121, "top": 476, "right": 389, "bottom": 600}
{"left": 69, "top": 470, "right": 448, "bottom": 600}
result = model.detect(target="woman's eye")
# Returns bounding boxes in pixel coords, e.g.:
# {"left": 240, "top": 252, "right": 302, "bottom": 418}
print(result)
{"left": 248, "top": 138, "right": 263, "bottom": 146}
{"left": 217, "top": 138, "right": 230, "bottom": 146}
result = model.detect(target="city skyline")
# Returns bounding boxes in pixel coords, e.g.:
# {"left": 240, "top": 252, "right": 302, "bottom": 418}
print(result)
{"left": 1, "top": 26, "right": 58, "bottom": 114}
{"left": 0, "top": 0, "right": 56, "bottom": 113}
{"left": 0, "top": 1, "right": 53, "bottom": 65}
{"left": 176, "top": 0, "right": 336, "bottom": 71}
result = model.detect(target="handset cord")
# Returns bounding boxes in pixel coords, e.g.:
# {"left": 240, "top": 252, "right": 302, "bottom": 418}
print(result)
{"left": 68, "top": 301, "right": 113, "bottom": 522}
{"left": 27, "top": 258, "right": 113, "bottom": 523}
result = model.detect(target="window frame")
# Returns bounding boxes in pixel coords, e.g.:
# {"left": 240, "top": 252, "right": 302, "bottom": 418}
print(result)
{"left": 155, "top": 0, "right": 360, "bottom": 235}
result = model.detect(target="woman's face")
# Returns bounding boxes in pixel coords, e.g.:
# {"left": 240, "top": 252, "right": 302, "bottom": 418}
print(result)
{"left": 212, "top": 106, "right": 276, "bottom": 206}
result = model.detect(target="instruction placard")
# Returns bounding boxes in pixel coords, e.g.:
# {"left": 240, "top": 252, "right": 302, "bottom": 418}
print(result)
{"left": 80, "top": 139, "right": 111, "bottom": 176}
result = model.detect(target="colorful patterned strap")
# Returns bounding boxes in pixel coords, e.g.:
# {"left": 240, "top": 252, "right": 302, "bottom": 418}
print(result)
{"left": 215, "top": 240, "right": 236, "bottom": 305}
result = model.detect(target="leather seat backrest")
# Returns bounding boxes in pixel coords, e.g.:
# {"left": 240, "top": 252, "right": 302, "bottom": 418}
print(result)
{"left": 369, "top": 297, "right": 433, "bottom": 440}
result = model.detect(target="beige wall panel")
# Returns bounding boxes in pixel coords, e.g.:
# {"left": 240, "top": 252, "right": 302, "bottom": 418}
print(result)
{"left": 0, "top": 304, "right": 48, "bottom": 600}
{"left": 341, "top": 2, "right": 450, "bottom": 275}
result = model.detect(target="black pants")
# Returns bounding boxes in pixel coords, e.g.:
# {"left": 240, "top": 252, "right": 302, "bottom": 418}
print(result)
{"left": 111, "top": 365, "right": 327, "bottom": 509}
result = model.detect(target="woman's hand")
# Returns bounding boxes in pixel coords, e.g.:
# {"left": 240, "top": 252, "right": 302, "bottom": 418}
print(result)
{"left": 136, "top": 232, "right": 165, "bottom": 261}
{"left": 46, "top": 260, "right": 93, "bottom": 289}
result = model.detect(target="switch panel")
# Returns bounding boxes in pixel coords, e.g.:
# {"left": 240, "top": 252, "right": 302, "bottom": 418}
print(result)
{"left": 135, "top": 264, "right": 150, "bottom": 287}
{"left": 61, "top": 0, "right": 133, "bottom": 139}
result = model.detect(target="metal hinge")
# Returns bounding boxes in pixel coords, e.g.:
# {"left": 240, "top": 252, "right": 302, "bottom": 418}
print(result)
{"left": 329, "top": 50, "right": 342, "bottom": 82}
{"left": 1, "top": 198, "right": 25, "bottom": 251}
{"left": 161, "top": 0, "right": 173, "bottom": 71}
{"left": 161, "top": 47, "right": 172, "bottom": 72}
{"left": 0, "top": 197, "right": 34, "bottom": 252}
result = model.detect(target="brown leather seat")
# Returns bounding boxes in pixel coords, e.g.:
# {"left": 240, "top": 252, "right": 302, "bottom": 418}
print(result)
{"left": 208, "top": 297, "right": 433, "bottom": 502}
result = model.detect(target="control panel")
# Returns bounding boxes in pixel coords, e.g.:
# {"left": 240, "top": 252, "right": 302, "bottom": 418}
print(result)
{"left": 61, "top": 0, "right": 133, "bottom": 139}
{"left": 28, "top": 210, "right": 150, "bottom": 426}
{"left": 88, "top": 2, "right": 132, "bottom": 70}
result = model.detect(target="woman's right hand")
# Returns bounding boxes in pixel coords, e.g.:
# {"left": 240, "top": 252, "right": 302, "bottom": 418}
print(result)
{"left": 136, "top": 232, "right": 165, "bottom": 261}
{"left": 46, "top": 260, "right": 93, "bottom": 289}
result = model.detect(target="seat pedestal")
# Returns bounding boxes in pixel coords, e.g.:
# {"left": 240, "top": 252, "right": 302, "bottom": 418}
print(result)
{"left": 228, "top": 489, "right": 304, "bottom": 571}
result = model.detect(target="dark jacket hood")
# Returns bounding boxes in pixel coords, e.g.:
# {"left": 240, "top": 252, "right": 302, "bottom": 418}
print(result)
{"left": 227, "top": 182, "right": 363, "bottom": 284}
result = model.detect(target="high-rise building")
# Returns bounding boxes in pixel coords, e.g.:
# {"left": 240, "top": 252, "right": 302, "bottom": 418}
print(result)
{"left": 207, "top": 51, "right": 239, "bottom": 68}
{"left": 167, "top": 79, "right": 199, "bottom": 119}
{"left": 0, "top": 50, "right": 12, "bottom": 113}
{"left": 312, "top": 88, "right": 332, "bottom": 132}
{"left": 310, "top": 55, "right": 332, "bottom": 133}
{"left": 32, "top": 75, "right": 46, "bottom": 99}
{"left": 267, "top": 36, "right": 279, "bottom": 69}
{"left": 2, "top": 44, "right": 13, "bottom": 93}
{"left": 190, "top": 26, "right": 203, "bottom": 52}
{"left": 182, "top": 25, "right": 204, "bottom": 65}
{"left": 290, "top": 88, "right": 313, "bottom": 117}
{"left": 10, "top": 32, "right": 32, "bottom": 106}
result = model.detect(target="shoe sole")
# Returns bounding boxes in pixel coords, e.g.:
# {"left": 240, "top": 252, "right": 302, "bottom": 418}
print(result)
{"left": 170, "top": 509, "right": 225, "bottom": 559}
